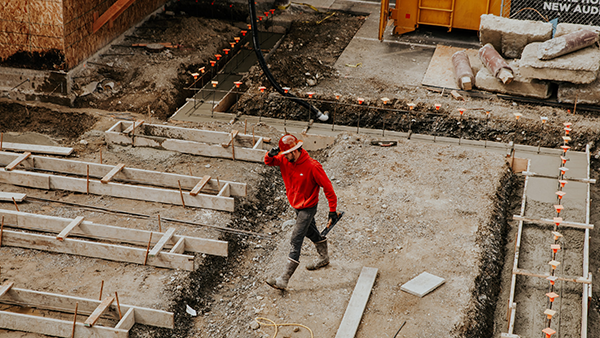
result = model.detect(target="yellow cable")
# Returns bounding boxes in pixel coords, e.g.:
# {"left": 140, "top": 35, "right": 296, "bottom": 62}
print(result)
{"left": 255, "top": 317, "right": 314, "bottom": 338}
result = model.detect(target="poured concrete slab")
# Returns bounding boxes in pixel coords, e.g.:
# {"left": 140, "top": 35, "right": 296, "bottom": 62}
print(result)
{"left": 558, "top": 75, "right": 600, "bottom": 104}
{"left": 519, "top": 42, "right": 600, "bottom": 84}
{"left": 401, "top": 272, "right": 445, "bottom": 297}
{"left": 479, "top": 14, "right": 552, "bottom": 59}
{"left": 475, "top": 61, "right": 552, "bottom": 99}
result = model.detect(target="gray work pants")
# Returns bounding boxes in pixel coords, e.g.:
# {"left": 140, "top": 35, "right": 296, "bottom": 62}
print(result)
{"left": 288, "top": 205, "right": 325, "bottom": 262}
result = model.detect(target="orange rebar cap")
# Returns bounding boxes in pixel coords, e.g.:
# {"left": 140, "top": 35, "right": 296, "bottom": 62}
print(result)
{"left": 279, "top": 134, "right": 303, "bottom": 154}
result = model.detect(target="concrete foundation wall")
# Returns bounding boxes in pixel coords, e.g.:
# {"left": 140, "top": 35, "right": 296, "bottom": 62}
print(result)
{"left": 479, "top": 14, "right": 552, "bottom": 59}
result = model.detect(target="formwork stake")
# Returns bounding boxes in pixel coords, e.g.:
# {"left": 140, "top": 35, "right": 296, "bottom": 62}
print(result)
{"left": 99, "top": 280, "right": 104, "bottom": 301}
{"left": 177, "top": 180, "right": 186, "bottom": 207}
{"left": 115, "top": 292, "right": 122, "bottom": 319}
{"left": 12, "top": 197, "right": 19, "bottom": 212}
{"left": 71, "top": 302, "right": 78, "bottom": 338}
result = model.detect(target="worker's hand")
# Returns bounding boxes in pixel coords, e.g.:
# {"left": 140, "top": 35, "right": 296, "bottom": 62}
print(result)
{"left": 328, "top": 211, "right": 339, "bottom": 226}
{"left": 268, "top": 146, "right": 280, "bottom": 157}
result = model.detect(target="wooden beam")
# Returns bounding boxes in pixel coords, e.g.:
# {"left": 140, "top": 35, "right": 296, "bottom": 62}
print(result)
{"left": 101, "top": 163, "right": 125, "bottom": 184}
{"left": 1, "top": 287, "right": 173, "bottom": 328}
{"left": 0, "top": 142, "right": 73, "bottom": 156}
{"left": 169, "top": 237, "right": 186, "bottom": 254}
{"left": 0, "top": 210, "right": 228, "bottom": 257}
{"left": 0, "top": 151, "right": 247, "bottom": 197}
{"left": 84, "top": 296, "right": 114, "bottom": 327}
{"left": 0, "top": 192, "right": 26, "bottom": 202}
{"left": 149, "top": 227, "right": 175, "bottom": 256}
{"left": 0, "top": 281, "right": 14, "bottom": 297}
{"left": 56, "top": 216, "right": 84, "bottom": 241}
{"left": 221, "top": 130, "right": 239, "bottom": 148}
{"left": 252, "top": 137, "right": 264, "bottom": 149}
{"left": 1, "top": 229, "right": 195, "bottom": 270}
{"left": 521, "top": 171, "right": 596, "bottom": 184}
{"left": 5, "top": 152, "right": 31, "bottom": 171}
{"left": 122, "top": 120, "right": 144, "bottom": 134}
{"left": 0, "top": 311, "right": 129, "bottom": 338}
{"left": 217, "top": 182, "right": 230, "bottom": 197}
{"left": 92, "top": 0, "right": 137, "bottom": 33}
{"left": 513, "top": 268, "right": 591, "bottom": 284}
{"left": 335, "top": 267, "right": 378, "bottom": 338}
{"left": 190, "top": 175, "right": 211, "bottom": 196}
{"left": 513, "top": 215, "right": 593, "bottom": 230}
{"left": 115, "top": 308, "right": 135, "bottom": 330}
{"left": 0, "top": 169, "right": 50, "bottom": 189}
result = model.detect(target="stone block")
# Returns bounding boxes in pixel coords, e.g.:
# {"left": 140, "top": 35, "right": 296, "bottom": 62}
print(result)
{"left": 401, "top": 272, "right": 445, "bottom": 297}
{"left": 558, "top": 77, "right": 600, "bottom": 104}
{"left": 479, "top": 14, "right": 552, "bottom": 59}
{"left": 519, "top": 42, "right": 600, "bottom": 84}
{"left": 556, "top": 23, "right": 600, "bottom": 37}
{"left": 476, "top": 61, "right": 552, "bottom": 99}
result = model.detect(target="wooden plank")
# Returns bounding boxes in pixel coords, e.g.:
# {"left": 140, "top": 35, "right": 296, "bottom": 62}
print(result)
{"left": 0, "top": 192, "right": 26, "bottom": 202}
{"left": 149, "top": 227, "right": 176, "bottom": 256}
{"left": 0, "top": 142, "right": 73, "bottom": 156}
{"left": 84, "top": 296, "right": 114, "bottom": 327}
{"left": 0, "top": 169, "right": 50, "bottom": 189}
{"left": 115, "top": 307, "right": 135, "bottom": 330}
{"left": 101, "top": 163, "right": 125, "bottom": 184}
{"left": 56, "top": 216, "right": 84, "bottom": 241}
{"left": 513, "top": 215, "right": 593, "bottom": 230}
{"left": 217, "top": 182, "right": 230, "bottom": 197}
{"left": 252, "top": 137, "right": 264, "bottom": 149}
{"left": 1, "top": 210, "right": 228, "bottom": 257}
{"left": 5, "top": 152, "right": 31, "bottom": 171}
{"left": 521, "top": 171, "right": 596, "bottom": 184}
{"left": 0, "top": 151, "right": 247, "bottom": 197}
{"left": 1, "top": 229, "right": 195, "bottom": 270}
{"left": 162, "top": 138, "right": 266, "bottom": 163}
{"left": 49, "top": 175, "right": 235, "bottom": 212}
{"left": 0, "top": 311, "right": 129, "bottom": 338}
{"left": 335, "top": 267, "right": 378, "bottom": 338}
{"left": 221, "top": 130, "right": 239, "bottom": 147}
{"left": 169, "top": 237, "right": 186, "bottom": 254}
{"left": 0, "top": 281, "right": 14, "bottom": 297}
{"left": 190, "top": 175, "right": 211, "bottom": 196}
{"left": 1, "top": 287, "right": 173, "bottom": 328}
{"left": 92, "top": 0, "right": 137, "bottom": 33}
{"left": 513, "top": 268, "right": 590, "bottom": 284}
{"left": 122, "top": 120, "right": 144, "bottom": 134}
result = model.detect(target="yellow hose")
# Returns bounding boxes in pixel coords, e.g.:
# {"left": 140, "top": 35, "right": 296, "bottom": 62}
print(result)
{"left": 255, "top": 317, "right": 314, "bottom": 338}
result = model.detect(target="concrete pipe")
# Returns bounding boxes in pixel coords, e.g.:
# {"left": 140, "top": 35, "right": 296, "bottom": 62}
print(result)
{"left": 538, "top": 29, "right": 599, "bottom": 60}
{"left": 451, "top": 51, "right": 475, "bottom": 91}
{"left": 479, "top": 43, "right": 514, "bottom": 85}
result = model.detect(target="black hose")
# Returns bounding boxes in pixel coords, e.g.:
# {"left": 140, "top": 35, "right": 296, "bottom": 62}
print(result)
{"left": 393, "top": 320, "right": 406, "bottom": 338}
{"left": 247, "top": 0, "right": 328, "bottom": 121}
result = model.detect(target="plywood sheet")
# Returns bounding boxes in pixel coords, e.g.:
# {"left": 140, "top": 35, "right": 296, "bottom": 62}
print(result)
{"left": 422, "top": 45, "right": 484, "bottom": 90}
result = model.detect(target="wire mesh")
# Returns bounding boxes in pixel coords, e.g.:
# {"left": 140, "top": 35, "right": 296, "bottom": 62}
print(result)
{"left": 502, "top": 0, "right": 600, "bottom": 25}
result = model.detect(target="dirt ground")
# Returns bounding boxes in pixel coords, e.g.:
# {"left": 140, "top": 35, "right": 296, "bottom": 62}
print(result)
{"left": 1, "top": 1, "right": 600, "bottom": 338}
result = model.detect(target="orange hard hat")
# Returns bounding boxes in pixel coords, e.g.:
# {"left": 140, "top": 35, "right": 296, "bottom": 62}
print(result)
{"left": 279, "top": 134, "right": 303, "bottom": 154}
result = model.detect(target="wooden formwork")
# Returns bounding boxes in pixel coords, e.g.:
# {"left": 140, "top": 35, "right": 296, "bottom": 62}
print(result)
{"left": 0, "top": 151, "right": 246, "bottom": 212}
{"left": 0, "top": 282, "right": 173, "bottom": 337}
{"left": 0, "top": 209, "right": 228, "bottom": 270}
{"left": 106, "top": 120, "right": 270, "bottom": 162}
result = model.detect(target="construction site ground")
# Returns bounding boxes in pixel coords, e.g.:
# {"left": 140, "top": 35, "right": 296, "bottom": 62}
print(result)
{"left": 1, "top": 0, "right": 600, "bottom": 337}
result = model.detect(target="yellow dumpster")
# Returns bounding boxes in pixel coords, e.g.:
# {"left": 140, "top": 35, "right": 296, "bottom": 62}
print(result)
{"left": 379, "top": 0, "right": 503, "bottom": 39}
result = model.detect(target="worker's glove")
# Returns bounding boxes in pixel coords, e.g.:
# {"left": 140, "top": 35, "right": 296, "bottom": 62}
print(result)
{"left": 268, "top": 146, "right": 280, "bottom": 157}
{"left": 328, "top": 211, "right": 339, "bottom": 225}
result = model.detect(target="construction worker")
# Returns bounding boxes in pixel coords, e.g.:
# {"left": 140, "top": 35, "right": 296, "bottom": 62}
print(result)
{"left": 264, "top": 134, "right": 339, "bottom": 290}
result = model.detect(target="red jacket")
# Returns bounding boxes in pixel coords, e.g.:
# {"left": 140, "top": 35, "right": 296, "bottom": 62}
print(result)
{"left": 264, "top": 148, "right": 337, "bottom": 212}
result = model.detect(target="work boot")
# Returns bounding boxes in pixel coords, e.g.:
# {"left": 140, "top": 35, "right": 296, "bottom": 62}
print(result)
{"left": 266, "top": 258, "right": 299, "bottom": 290}
{"left": 305, "top": 239, "right": 329, "bottom": 270}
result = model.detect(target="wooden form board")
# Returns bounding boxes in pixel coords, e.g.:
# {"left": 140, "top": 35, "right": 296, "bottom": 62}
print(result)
{"left": 335, "top": 267, "right": 378, "bottom": 338}
{"left": 513, "top": 215, "right": 594, "bottom": 230}
{"left": 0, "top": 209, "right": 228, "bottom": 257}
{"left": 0, "top": 169, "right": 235, "bottom": 212}
{"left": 0, "top": 286, "right": 173, "bottom": 337}
{"left": 0, "top": 151, "right": 246, "bottom": 197}
{"left": 0, "top": 192, "right": 26, "bottom": 202}
{"left": 1, "top": 229, "right": 195, "bottom": 270}
{"left": 0, "top": 142, "right": 73, "bottom": 156}
{"left": 106, "top": 121, "right": 268, "bottom": 163}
